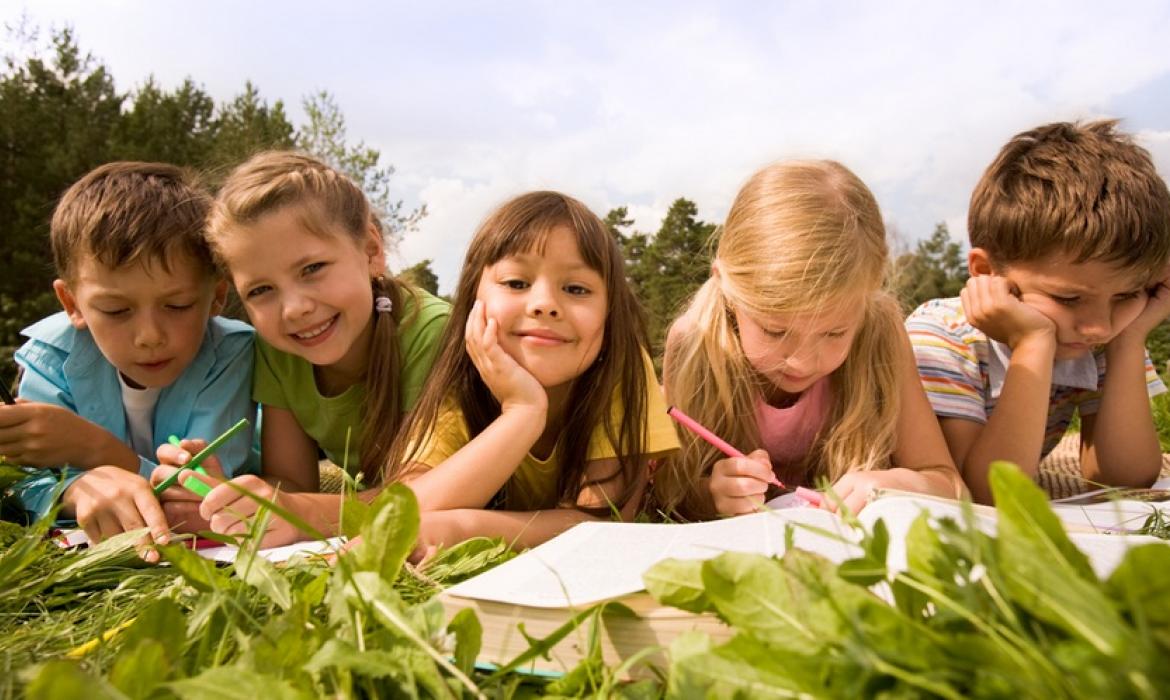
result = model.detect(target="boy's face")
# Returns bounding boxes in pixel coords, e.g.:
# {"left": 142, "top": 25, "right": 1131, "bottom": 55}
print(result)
{"left": 53, "top": 256, "right": 227, "bottom": 389}
{"left": 971, "top": 249, "right": 1151, "bottom": 360}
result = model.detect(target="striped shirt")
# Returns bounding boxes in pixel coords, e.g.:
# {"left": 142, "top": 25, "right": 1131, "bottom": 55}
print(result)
{"left": 906, "top": 297, "right": 1166, "bottom": 459}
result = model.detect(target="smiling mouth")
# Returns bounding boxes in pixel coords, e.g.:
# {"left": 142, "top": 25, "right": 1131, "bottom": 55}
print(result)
{"left": 292, "top": 315, "right": 337, "bottom": 341}
{"left": 516, "top": 329, "right": 570, "bottom": 344}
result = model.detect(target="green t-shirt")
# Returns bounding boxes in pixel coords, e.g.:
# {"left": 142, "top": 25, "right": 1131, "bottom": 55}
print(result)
{"left": 253, "top": 288, "right": 450, "bottom": 471}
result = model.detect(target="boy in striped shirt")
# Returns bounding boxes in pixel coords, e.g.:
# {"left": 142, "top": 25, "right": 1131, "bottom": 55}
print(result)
{"left": 907, "top": 120, "right": 1170, "bottom": 504}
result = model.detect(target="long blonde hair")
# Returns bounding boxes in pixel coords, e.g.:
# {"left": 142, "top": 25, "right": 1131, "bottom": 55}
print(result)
{"left": 207, "top": 151, "right": 416, "bottom": 484}
{"left": 657, "top": 160, "right": 906, "bottom": 519}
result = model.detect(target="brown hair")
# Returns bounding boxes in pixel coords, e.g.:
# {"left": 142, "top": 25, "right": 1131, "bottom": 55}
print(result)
{"left": 970, "top": 119, "right": 1170, "bottom": 278}
{"left": 51, "top": 162, "right": 214, "bottom": 281}
{"left": 207, "top": 151, "right": 415, "bottom": 484}
{"left": 656, "top": 161, "right": 905, "bottom": 520}
{"left": 388, "top": 191, "right": 650, "bottom": 514}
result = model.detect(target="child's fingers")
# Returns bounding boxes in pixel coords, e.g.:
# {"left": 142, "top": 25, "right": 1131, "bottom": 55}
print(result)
{"left": 132, "top": 490, "right": 171, "bottom": 546}
{"left": 155, "top": 443, "right": 190, "bottom": 467}
{"left": 161, "top": 500, "right": 207, "bottom": 533}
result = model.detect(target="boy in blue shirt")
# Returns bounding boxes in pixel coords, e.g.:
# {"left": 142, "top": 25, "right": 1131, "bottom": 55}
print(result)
{"left": 0, "top": 162, "right": 258, "bottom": 549}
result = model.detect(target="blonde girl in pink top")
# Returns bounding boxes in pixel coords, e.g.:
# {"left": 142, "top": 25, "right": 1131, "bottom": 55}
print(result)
{"left": 658, "top": 161, "right": 963, "bottom": 519}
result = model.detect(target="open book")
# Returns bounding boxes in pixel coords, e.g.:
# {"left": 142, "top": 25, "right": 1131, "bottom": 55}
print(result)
{"left": 439, "top": 492, "right": 1169, "bottom": 677}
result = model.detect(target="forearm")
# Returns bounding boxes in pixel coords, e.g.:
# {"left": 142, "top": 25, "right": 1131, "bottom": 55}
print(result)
{"left": 407, "top": 407, "right": 545, "bottom": 511}
{"left": 962, "top": 340, "right": 1054, "bottom": 503}
{"left": 1090, "top": 338, "right": 1162, "bottom": 486}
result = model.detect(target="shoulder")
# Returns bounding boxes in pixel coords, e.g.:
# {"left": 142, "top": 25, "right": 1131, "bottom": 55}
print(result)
{"left": 205, "top": 316, "right": 255, "bottom": 357}
{"left": 906, "top": 298, "right": 985, "bottom": 352}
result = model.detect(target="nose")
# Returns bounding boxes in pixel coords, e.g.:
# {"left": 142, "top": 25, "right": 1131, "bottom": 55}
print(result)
{"left": 1076, "top": 306, "right": 1112, "bottom": 342}
{"left": 282, "top": 290, "right": 315, "bottom": 321}
{"left": 135, "top": 311, "right": 165, "bottom": 349}
{"left": 527, "top": 280, "right": 560, "bottom": 318}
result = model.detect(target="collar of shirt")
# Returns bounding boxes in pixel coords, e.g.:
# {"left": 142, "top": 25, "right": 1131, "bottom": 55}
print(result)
{"left": 986, "top": 339, "right": 1099, "bottom": 400}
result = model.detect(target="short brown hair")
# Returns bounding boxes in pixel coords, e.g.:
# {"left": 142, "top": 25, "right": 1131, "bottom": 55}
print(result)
{"left": 51, "top": 162, "right": 215, "bottom": 281}
{"left": 969, "top": 120, "right": 1170, "bottom": 278}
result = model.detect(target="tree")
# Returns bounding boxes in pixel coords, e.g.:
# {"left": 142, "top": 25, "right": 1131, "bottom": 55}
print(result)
{"left": 640, "top": 199, "right": 716, "bottom": 354}
{"left": 604, "top": 206, "right": 651, "bottom": 299}
{"left": 297, "top": 90, "right": 423, "bottom": 253}
{"left": 398, "top": 259, "right": 440, "bottom": 296}
{"left": 207, "top": 81, "right": 294, "bottom": 174}
{"left": 0, "top": 28, "right": 123, "bottom": 349}
{"left": 892, "top": 223, "right": 969, "bottom": 312}
{"left": 112, "top": 77, "right": 217, "bottom": 166}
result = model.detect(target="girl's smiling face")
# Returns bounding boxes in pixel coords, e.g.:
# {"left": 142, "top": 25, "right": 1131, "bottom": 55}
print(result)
{"left": 733, "top": 298, "right": 864, "bottom": 400}
{"left": 475, "top": 225, "right": 608, "bottom": 391}
{"left": 219, "top": 205, "right": 385, "bottom": 384}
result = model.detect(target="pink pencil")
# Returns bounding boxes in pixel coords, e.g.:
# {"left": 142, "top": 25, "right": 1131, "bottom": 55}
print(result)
{"left": 667, "top": 405, "right": 823, "bottom": 507}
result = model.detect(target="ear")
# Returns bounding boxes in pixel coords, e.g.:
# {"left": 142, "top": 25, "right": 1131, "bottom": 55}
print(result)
{"left": 968, "top": 248, "right": 995, "bottom": 277}
{"left": 209, "top": 279, "right": 229, "bottom": 317}
{"left": 53, "top": 279, "right": 87, "bottom": 330}
{"left": 364, "top": 222, "right": 386, "bottom": 277}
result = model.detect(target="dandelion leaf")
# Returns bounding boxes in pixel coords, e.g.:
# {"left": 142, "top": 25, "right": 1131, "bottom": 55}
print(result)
{"left": 354, "top": 483, "right": 419, "bottom": 581}
{"left": 644, "top": 557, "right": 712, "bottom": 613}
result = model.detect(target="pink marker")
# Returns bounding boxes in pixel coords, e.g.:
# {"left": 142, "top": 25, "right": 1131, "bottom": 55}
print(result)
{"left": 666, "top": 406, "right": 822, "bottom": 507}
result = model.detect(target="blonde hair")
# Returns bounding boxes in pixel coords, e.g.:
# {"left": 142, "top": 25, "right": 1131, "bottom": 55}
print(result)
{"left": 207, "top": 151, "right": 416, "bottom": 484}
{"left": 657, "top": 160, "right": 905, "bottom": 520}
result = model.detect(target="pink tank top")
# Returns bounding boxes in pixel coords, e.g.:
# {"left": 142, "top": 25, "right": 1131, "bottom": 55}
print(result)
{"left": 756, "top": 377, "right": 832, "bottom": 468}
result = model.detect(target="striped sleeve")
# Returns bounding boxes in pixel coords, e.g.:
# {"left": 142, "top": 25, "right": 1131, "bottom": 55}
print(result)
{"left": 905, "top": 300, "right": 989, "bottom": 424}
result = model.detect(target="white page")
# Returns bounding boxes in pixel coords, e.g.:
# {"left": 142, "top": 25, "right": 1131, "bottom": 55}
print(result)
{"left": 196, "top": 536, "right": 347, "bottom": 563}
{"left": 444, "top": 509, "right": 862, "bottom": 608}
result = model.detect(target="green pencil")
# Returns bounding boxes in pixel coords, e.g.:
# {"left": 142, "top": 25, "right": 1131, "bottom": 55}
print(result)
{"left": 152, "top": 418, "right": 250, "bottom": 496}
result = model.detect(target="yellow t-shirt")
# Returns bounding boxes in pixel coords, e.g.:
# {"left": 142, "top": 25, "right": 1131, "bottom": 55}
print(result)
{"left": 410, "top": 352, "right": 680, "bottom": 510}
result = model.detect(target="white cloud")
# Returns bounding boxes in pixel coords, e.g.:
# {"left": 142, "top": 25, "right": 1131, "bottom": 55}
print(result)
{"left": 6, "top": 1, "right": 1170, "bottom": 294}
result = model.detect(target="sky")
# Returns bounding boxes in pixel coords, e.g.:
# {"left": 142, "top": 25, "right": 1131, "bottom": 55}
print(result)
{"left": 4, "top": 1, "right": 1170, "bottom": 294}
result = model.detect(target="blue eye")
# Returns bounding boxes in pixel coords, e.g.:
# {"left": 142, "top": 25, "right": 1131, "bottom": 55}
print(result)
{"left": 246, "top": 285, "right": 272, "bottom": 300}
{"left": 166, "top": 303, "right": 195, "bottom": 312}
{"left": 304, "top": 262, "right": 326, "bottom": 275}
{"left": 100, "top": 308, "right": 130, "bottom": 317}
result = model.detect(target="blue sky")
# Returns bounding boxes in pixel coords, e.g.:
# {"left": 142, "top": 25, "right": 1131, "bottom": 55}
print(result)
{"left": 4, "top": 1, "right": 1170, "bottom": 293}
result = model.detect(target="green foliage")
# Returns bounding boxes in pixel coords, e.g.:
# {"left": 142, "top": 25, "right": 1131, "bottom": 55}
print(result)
{"left": 0, "top": 28, "right": 408, "bottom": 349}
{"left": 647, "top": 462, "right": 1170, "bottom": 698}
{"left": 610, "top": 200, "right": 715, "bottom": 358}
{"left": 893, "top": 222, "right": 969, "bottom": 313}
{"left": 400, "top": 258, "right": 441, "bottom": 295}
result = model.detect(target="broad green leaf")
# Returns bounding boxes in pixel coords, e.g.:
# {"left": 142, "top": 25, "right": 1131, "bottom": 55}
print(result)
{"left": 989, "top": 462, "right": 1132, "bottom": 656}
{"left": 233, "top": 547, "right": 292, "bottom": 610}
{"left": 120, "top": 598, "right": 186, "bottom": 662}
{"left": 157, "top": 543, "right": 228, "bottom": 593}
{"left": 338, "top": 496, "right": 369, "bottom": 540}
{"left": 167, "top": 666, "right": 311, "bottom": 700}
{"left": 1106, "top": 543, "right": 1170, "bottom": 625}
{"left": 354, "top": 483, "right": 419, "bottom": 582}
{"left": 643, "top": 557, "right": 711, "bottom": 613}
{"left": 447, "top": 607, "right": 482, "bottom": 677}
{"left": 109, "top": 639, "right": 169, "bottom": 699}
{"left": 304, "top": 638, "right": 405, "bottom": 679}
{"left": 24, "top": 661, "right": 123, "bottom": 700}
{"left": 667, "top": 633, "right": 820, "bottom": 698}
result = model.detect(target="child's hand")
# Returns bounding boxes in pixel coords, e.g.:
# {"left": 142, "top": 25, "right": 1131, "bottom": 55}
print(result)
{"left": 0, "top": 401, "right": 127, "bottom": 468}
{"left": 961, "top": 275, "right": 1056, "bottom": 351}
{"left": 825, "top": 467, "right": 948, "bottom": 514}
{"left": 708, "top": 449, "right": 774, "bottom": 516}
{"left": 465, "top": 299, "right": 547, "bottom": 414}
{"left": 409, "top": 510, "right": 468, "bottom": 565}
{"left": 150, "top": 439, "right": 227, "bottom": 534}
{"left": 1115, "top": 265, "right": 1170, "bottom": 344}
{"left": 61, "top": 466, "right": 170, "bottom": 562}
{"left": 198, "top": 475, "right": 305, "bottom": 548}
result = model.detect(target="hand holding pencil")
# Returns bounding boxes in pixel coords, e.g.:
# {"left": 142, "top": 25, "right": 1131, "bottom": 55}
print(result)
{"left": 667, "top": 406, "right": 823, "bottom": 514}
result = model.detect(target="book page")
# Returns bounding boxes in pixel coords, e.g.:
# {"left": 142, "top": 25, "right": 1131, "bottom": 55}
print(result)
{"left": 195, "top": 536, "right": 346, "bottom": 564}
{"left": 444, "top": 509, "right": 862, "bottom": 608}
